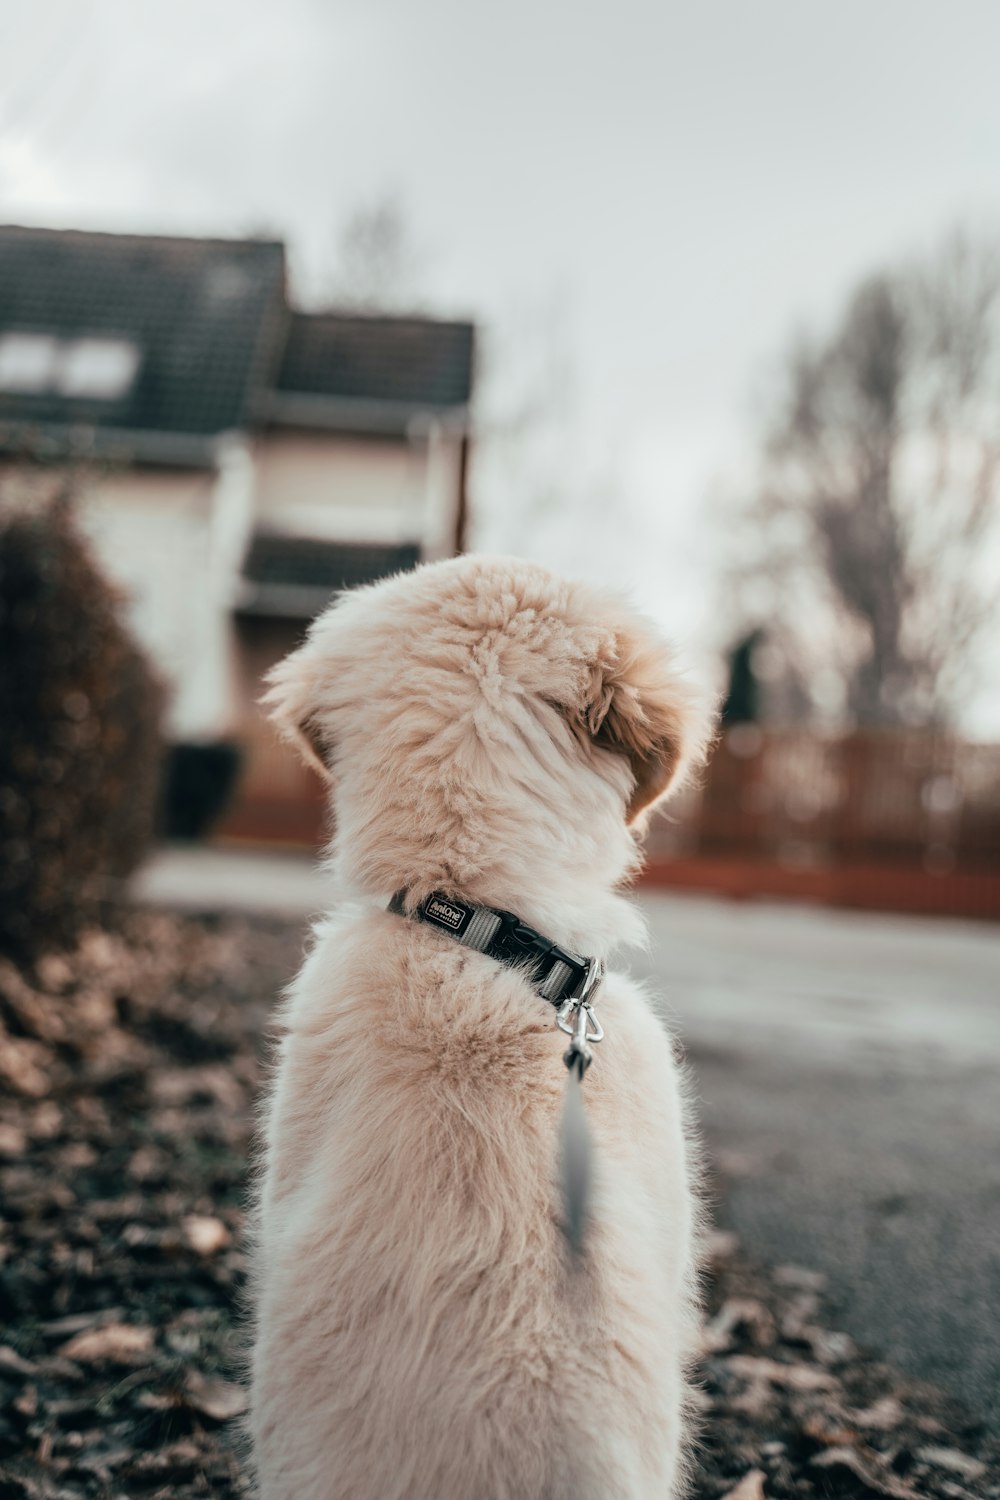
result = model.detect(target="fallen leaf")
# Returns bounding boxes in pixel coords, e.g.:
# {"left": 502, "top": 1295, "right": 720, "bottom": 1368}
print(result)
{"left": 804, "top": 1324, "right": 856, "bottom": 1365}
{"left": 129, "top": 1437, "right": 203, "bottom": 1478}
{"left": 801, "top": 1408, "right": 859, "bottom": 1447}
{"left": 0, "top": 1122, "right": 26, "bottom": 1156}
{"left": 779, "top": 1290, "right": 820, "bottom": 1341}
{"left": 725, "top": 1354, "right": 838, "bottom": 1393}
{"left": 127, "top": 1143, "right": 167, "bottom": 1181}
{"left": 27, "top": 1099, "right": 62, "bottom": 1138}
{"left": 916, "top": 1446, "right": 987, "bottom": 1482}
{"left": 702, "top": 1297, "right": 777, "bottom": 1354}
{"left": 0, "top": 1031, "right": 52, "bottom": 1097}
{"left": 58, "top": 1322, "right": 155, "bottom": 1364}
{"left": 184, "top": 1371, "right": 248, "bottom": 1422}
{"left": 773, "top": 1264, "right": 828, "bottom": 1293}
{"left": 715, "top": 1149, "right": 762, "bottom": 1178}
{"left": 58, "top": 1140, "right": 97, "bottom": 1170}
{"left": 0, "top": 1345, "right": 38, "bottom": 1376}
{"left": 136, "top": 1390, "right": 180, "bottom": 1411}
{"left": 721, "top": 1469, "right": 766, "bottom": 1500}
{"left": 183, "top": 1214, "right": 231, "bottom": 1256}
{"left": 12, "top": 1383, "right": 37, "bottom": 1417}
{"left": 42, "top": 1308, "right": 124, "bottom": 1336}
{"left": 704, "top": 1229, "right": 740, "bottom": 1267}
{"left": 34, "top": 953, "right": 74, "bottom": 992}
{"left": 811, "top": 1445, "right": 919, "bottom": 1499}
{"left": 852, "top": 1396, "right": 905, "bottom": 1430}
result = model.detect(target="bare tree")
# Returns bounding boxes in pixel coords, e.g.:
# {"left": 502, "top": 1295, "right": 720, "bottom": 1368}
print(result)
{"left": 731, "top": 231, "right": 1000, "bottom": 728}
{"left": 325, "top": 197, "right": 426, "bottom": 312}
{"left": 469, "top": 295, "right": 580, "bottom": 552}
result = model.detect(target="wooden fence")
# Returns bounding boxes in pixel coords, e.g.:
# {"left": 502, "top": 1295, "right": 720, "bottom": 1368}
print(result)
{"left": 642, "top": 729, "right": 1000, "bottom": 920}
{"left": 217, "top": 716, "right": 1000, "bottom": 919}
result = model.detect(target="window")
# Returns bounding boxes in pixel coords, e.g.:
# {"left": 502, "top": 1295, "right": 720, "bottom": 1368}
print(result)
{"left": 0, "top": 333, "right": 60, "bottom": 392}
{"left": 0, "top": 332, "right": 140, "bottom": 400}
{"left": 58, "top": 338, "right": 140, "bottom": 399}
{"left": 204, "top": 262, "right": 251, "bottom": 301}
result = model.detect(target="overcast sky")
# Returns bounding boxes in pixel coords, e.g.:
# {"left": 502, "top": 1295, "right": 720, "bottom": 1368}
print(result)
{"left": 2, "top": 0, "right": 999, "bottom": 708}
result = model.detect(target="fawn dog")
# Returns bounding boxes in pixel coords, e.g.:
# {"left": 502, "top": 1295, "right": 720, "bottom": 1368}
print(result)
{"left": 250, "top": 555, "right": 712, "bottom": 1500}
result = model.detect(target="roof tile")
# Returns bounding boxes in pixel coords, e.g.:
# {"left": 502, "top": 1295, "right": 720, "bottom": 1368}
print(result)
{"left": 0, "top": 226, "right": 287, "bottom": 439}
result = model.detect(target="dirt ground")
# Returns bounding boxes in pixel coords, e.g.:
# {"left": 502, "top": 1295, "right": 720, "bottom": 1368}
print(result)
{"left": 0, "top": 911, "right": 997, "bottom": 1499}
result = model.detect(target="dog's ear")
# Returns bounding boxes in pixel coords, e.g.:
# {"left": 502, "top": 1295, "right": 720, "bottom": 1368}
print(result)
{"left": 579, "top": 619, "right": 714, "bottom": 824}
{"left": 260, "top": 638, "right": 335, "bottom": 782}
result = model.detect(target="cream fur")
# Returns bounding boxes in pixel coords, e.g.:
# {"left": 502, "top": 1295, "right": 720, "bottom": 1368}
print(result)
{"left": 249, "top": 555, "right": 714, "bottom": 1500}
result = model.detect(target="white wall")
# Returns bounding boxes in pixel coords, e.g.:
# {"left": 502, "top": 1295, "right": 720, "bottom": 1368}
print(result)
{"left": 3, "top": 425, "right": 464, "bottom": 744}
{"left": 252, "top": 427, "right": 464, "bottom": 559}
{"left": 73, "top": 463, "right": 244, "bottom": 742}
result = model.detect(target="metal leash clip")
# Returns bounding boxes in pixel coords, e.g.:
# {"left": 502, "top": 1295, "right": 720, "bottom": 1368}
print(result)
{"left": 556, "top": 956, "right": 606, "bottom": 1077}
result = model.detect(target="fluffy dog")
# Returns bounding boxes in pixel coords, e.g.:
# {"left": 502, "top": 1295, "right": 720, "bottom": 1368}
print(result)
{"left": 250, "top": 554, "right": 713, "bottom": 1500}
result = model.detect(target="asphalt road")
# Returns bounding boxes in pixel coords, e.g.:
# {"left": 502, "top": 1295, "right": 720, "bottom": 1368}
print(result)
{"left": 631, "top": 893, "right": 1000, "bottom": 1430}
{"left": 137, "top": 850, "right": 1000, "bottom": 1427}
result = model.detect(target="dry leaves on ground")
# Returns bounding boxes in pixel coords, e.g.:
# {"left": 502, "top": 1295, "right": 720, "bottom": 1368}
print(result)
{"left": 0, "top": 911, "right": 997, "bottom": 1499}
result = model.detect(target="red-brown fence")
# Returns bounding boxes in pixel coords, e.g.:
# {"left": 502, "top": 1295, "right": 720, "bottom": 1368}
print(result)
{"left": 218, "top": 714, "right": 1000, "bottom": 920}
{"left": 642, "top": 729, "right": 1000, "bottom": 920}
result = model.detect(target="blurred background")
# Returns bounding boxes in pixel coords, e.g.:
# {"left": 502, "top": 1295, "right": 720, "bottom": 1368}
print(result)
{"left": 1, "top": 3, "right": 999, "bottom": 1496}
{"left": 2, "top": 0, "right": 999, "bottom": 912}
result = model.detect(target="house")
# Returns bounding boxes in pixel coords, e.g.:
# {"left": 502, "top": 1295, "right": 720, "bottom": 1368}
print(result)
{"left": 0, "top": 225, "right": 475, "bottom": 844}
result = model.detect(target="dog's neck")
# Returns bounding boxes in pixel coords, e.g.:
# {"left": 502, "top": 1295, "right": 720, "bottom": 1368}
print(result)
{"left": 328, "top": 823, "right": 646, "bottom": 959}
{"left": 325, "top": 751, "right": 649, "bottom": 958}
{"left": 416, "top": 875, "right": 644, "bottom": 961}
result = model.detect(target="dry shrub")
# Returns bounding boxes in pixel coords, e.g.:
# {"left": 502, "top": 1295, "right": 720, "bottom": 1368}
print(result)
{"left": 0, "top": 485, "right": 163, "bottom": 962}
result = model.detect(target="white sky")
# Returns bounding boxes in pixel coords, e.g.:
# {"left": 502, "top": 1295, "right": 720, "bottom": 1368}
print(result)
{"left": 2, "top": 0, "right": 999, "bottom": 719}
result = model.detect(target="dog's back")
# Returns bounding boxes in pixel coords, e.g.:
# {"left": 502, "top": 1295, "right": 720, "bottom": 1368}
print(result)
{"left": 249, "top": 555, "right": 714, "bottom": 1498}
{"left": 251, "top": 906, "right": 697, "bottom": 1500}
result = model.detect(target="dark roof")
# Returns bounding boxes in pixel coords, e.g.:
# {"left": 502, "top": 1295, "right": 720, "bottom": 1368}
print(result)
{"left": 0, "top": 226, "right": 287, "bottom": 443}
{"left": 0, "top": 227, "right": 474, "bottom": 461}
{"left": 236, "top": 533, "right": 421, "bottom": 618}
{"left": 274, "top": 312, "right": 474, "bottom": 418}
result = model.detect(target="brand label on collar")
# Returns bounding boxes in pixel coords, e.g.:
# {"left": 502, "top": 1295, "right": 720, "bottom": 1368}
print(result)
{"left": 425, "top": 896, "right": 468, "bottom": 932}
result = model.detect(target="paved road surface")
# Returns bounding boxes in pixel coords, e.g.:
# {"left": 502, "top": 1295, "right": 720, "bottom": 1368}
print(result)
{"left": 134, "top": 845, "right": 331, "bottom": 918}
{"left": 630, "top": 895, "right": 1000, "bottom": 1430}
{"left": 137, "top": 849, "right": 1000, "bottom": 1425}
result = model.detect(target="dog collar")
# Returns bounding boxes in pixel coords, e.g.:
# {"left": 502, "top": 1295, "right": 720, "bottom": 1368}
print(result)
{"left": 388, "top": 890, "right": 605, "bottom": 1009}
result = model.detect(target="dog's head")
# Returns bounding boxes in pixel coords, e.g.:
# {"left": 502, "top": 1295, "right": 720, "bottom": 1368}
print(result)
{"left": 263, "top": 556, "right": 713, "bottom": 909}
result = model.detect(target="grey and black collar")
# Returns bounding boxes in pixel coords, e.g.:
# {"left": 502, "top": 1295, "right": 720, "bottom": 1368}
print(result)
{"left": 388, "top": 890, "right": 605, "bottom": 1009}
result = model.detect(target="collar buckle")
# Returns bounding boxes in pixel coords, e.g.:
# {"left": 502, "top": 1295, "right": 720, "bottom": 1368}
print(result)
{"left": 568, "top": 954, "right": 605, "bottom": 1006}
{"left": 557, "top": 957, "right": 606, "bottom": 1077}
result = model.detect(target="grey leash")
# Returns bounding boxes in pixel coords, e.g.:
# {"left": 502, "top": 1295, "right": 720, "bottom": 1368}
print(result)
{"left": 555, "top": 958, "right": 605, "bottom": 1260}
